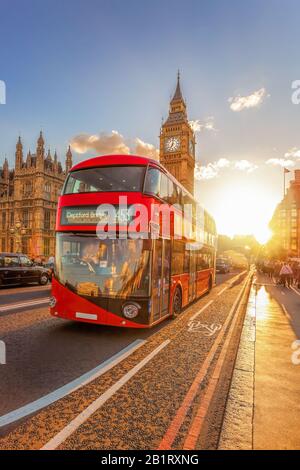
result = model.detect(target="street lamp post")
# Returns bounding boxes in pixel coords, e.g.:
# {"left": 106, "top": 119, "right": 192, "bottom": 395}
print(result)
{"left": 10, "top": 221, "right": 26, "bottom": 253}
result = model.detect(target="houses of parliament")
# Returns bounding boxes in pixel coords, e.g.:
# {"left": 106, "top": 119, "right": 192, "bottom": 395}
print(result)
{"left": 0, "top": 132, "right": 72, "bottom": 258}
{"left": 0, "top": 74, "right": 195, "bottom": 257}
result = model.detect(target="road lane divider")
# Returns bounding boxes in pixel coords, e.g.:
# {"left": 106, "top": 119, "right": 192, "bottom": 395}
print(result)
{"left": 281, "top": 303, "right": 292, "bottom": 322}
{"left": 0, "top": 285, "right": 51, "bottom": 296}
{"left": 291, "top": 286, "right": 300, "bottom": 297}
{"left": 41, "top": 339, "right": 171, "bottom": 450}
{"left": 228, "top": 270, "right": 247, "bottom": 288}
{"left": 217, "top": 286, "right": 228, "bottom": 297}
{"left": 189, "top": 300, "right": 214, "bottom": 322}
{"left": 183, "top": 275, "right": 252, "bottom": 450}
{"left": 0, "top": 339, "right": 146, "bottom": 428}
{"left": 158, "top": 274, "right": 250, "bottom": 450}
{"left": 0, "top": 298, "right": 50, "bottom": 313}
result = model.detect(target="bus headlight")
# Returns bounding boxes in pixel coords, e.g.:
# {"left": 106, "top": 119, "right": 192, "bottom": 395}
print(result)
{"left": 122, "top": 302, "right": 140, "bottom": 319}
{"left": 49, "top": 296, "right": 57, "bottom": 308}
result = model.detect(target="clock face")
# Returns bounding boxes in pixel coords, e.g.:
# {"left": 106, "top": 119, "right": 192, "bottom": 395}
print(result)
{"left": 165, "top": 137, "right": 180, "bottom": 153}
{"left": 189, "top": 139, "right": 194, "bottom": 156}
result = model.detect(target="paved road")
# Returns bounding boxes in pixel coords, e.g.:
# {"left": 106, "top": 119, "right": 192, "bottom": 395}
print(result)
{"left": 0, "top": 269, "right": 244, "bottom": 448}
{"left": 0, "top": 284, "right": 50, "bottom": 310}
{"left": 216, "top": 270, "right": 238, "bottom": 286}
{"left": 0, "top": 270, "right": 238, "bottom": 313}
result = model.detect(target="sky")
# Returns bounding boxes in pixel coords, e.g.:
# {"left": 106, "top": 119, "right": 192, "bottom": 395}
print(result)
{"left": 1, "top": 0, "right": 300, "bottom": 243}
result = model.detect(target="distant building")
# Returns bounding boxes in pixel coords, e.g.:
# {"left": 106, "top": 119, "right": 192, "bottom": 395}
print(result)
{"left": 0, "top": 132, "right": 72, "bottom": 257}
{"left": 160, "top": 73, "right": 196, "bottom": 195}
{"left": 269, "top": 169, "right": 300, "bottom": 257}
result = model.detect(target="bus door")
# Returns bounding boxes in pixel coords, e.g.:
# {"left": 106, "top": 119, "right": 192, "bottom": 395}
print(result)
{"left": 151, "top": 238, "right": 171, "bottom": 322}
{"left": 188, "top": 250, "right": 197, "bottom": 303}
{"left": 161, "top": 239, "right": 171, "bottom": 316}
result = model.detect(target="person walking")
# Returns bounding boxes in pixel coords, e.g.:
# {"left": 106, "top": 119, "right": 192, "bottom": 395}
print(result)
{"left": 287, "top": 263, "right": 293, "bottom": 287}
{"left": 273, "top": 261, "right": 281, "bottom": 284}
{"left": 294, "top": 262, "right": 300, "bottom": 289}
{"left": 268, "top": 260, "right": 275, "bottom": 279}
{"left": 279, "top": 262, "right": 293, "bottom": 287}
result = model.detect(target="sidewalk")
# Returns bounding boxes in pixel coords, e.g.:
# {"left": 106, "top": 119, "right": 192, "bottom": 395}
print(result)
{"left": 219, "top": 275, "right": 300, "bottom": 450}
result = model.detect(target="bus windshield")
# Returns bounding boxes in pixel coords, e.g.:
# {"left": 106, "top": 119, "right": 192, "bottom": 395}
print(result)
{"left": 55, "top": 233, "right": 151, "bottom": 298}
{"left": 63, "top": 165, "right": 145, "bottom": 194}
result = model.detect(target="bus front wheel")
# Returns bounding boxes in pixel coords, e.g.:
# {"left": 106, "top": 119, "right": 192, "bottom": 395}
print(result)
{"left": 172, "top": 287, "right": 182, "bottom": 318}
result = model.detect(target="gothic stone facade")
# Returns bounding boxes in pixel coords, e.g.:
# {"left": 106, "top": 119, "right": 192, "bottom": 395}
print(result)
{"left": 0, "top": 132, "right": 72, "bottom": 257}
{"left": 160, "top": 73, "right": 196, "bottom": 195}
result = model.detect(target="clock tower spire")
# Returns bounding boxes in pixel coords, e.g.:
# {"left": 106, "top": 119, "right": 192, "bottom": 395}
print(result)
{"left": 159, "top": 73, "right": 195, "bottom": 195}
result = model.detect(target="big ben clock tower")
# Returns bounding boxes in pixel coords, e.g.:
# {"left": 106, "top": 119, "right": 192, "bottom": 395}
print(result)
{"left": 160, "top": 72, "right": 195, "bottom": 195}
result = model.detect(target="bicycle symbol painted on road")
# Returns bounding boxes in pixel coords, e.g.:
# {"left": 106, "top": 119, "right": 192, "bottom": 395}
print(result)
{"left": 187, "top": 321, "right": 222, "bottom": 336}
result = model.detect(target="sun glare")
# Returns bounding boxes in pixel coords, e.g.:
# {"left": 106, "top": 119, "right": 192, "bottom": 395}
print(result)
{"left": 213, "top": 181, "right": 274, "bottom": 244}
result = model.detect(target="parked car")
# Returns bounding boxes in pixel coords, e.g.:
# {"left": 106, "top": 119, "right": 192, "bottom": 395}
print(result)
{"left": 216, "top": 258, "right": 230, "bottom": 274}
{"left": 43, "top": 261, "right": 54, "bottom": 281}
{"left": 0, "top": 253, "right": 51, "bottom": 287}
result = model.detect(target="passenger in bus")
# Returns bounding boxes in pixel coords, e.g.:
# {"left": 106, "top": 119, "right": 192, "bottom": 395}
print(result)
{"left": 82, "top": 242, "right": 108, "bottom": 268}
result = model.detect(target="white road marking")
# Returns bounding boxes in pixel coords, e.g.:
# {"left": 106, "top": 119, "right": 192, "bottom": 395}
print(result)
{"left": 0, "top": 297, "right": 50, "bottom": 313}
{"left": 41, "top": 339, "right": 170, "bottom": 450}
{"left": 291, "top": 286, "right": 300, "bottom": 297}
{"left": 0, "top": 339, "right": 146, "bottom": 428}
{"left": 189, "top": 300, "right": 214, "bottom": 322}
{"left": 217, "top": 286, "right": 228, "bottom": 296}
{"left": 228, "top": 270, "right": 247, "bottom": 287}
{"left": 281, "top": 303, "right": 292, "bottom": 322}
{"left": 0, "top": 285, "right": 50, "bottom": 296}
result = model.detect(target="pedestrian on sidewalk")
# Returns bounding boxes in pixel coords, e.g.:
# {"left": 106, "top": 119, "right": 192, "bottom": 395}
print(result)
{"left": 274, "top": 261, "right": 281, "bottom": 284}
{"left": 287, "top": 263, "right": 294, "bottom": 287}
{"left": 268, "top": 260, "right": 275, "bottom": 278}
{"left": 279, "top": 263, "right": 293, "bottom": 287}
{"left": 294, "top": 262, "right": 300, "bottom": 289}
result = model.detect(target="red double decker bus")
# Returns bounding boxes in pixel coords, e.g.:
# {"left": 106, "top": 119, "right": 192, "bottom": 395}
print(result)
{"left": 50, "top": 155, "right": 217, "bottom": 328}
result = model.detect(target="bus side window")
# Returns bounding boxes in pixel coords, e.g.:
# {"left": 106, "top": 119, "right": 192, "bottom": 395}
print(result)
{"left": 183, "top": 245, "right": 190, "bottom": 273}
{"left": 172, "top": 240, "right": 184, "bottom": 275}
{"left": 197, "top": 250, "right": 210, "bottom": 270}
{"left": 167, "top": 178, "right": 179, "bottom": 205}
{"left": 144, "top": 167, "right": 161, "bottom": 196}
{"left": 159, "top": 173, "right": 169, "bottom": 200}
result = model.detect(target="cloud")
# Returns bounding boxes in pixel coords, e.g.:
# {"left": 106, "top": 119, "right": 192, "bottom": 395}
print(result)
{"left": 234, "top": 159, "right": 258, "bottom": 172}
{"left": 70, "top": 131, "right": 159, "bottom": 159}
{"left": 70, "top": 130, "right": 130, "bottom": 155}
{"left": 265, "top": 146, "right": 300, "bottom": 168}
{"left": 134, "top": 138, "right": 159, "bottom": 160}
{"left": 195, "top": 158, "right": 230, "bottom": 181}
{"left": 195, "top": 165, "right": 218, "bottom": 180}
{"left": 229, "top": 88, "right": 267, "bottom": 112}
{"left": 195, "top": 158, "right": 258, "bottom": 181}
{"left": 284, "top": 147, "right": 300, "bottom": 159}
{"left": 189, "top": 117, "right": 216, "bottom": 132}
{"left": 266, "top": 158, "right": 295, "bottom": 168}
